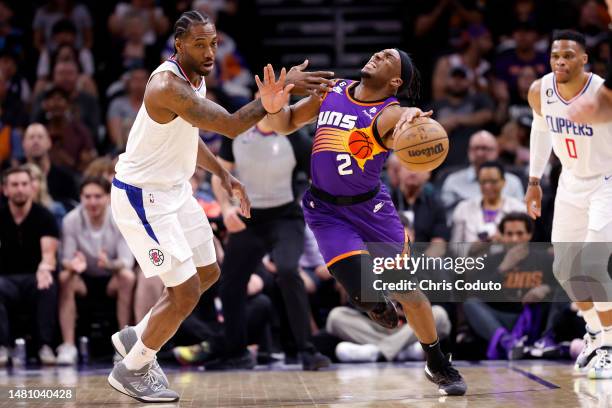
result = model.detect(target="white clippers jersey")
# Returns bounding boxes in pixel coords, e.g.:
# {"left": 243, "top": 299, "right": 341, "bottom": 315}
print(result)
{"left": 540, "top": 72, "right": 612, "bottom": 178}
{"left": 115, "top": 60, "right": 206, "bottom": 188}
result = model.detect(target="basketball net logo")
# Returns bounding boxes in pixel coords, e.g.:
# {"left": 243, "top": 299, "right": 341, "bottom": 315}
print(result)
{"left": 149, "top": 249, "right": 164, "bottom": 266}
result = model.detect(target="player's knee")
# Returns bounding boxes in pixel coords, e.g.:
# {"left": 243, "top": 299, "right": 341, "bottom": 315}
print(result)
{"left": 197, "top": 263, "right": 220, "bottom": 293}
{"left": 328, "top": 254, "right": 385, "bottom": 312}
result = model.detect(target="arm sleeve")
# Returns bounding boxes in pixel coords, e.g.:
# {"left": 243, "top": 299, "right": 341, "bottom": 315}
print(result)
{"left": 528, "top": 111, "right": 552, "bottom": 179}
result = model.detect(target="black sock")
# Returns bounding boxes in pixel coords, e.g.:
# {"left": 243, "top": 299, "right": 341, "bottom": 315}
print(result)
{"left": 421, "top": 338, "right": 446, "bottom": 372}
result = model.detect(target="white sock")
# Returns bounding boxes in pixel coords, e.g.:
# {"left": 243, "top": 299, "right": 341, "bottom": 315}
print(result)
{"left": 601, "top": 326, "right": 612, "bottom": 347}
{"left": 123, "top": 339, "right": 157, "bottom": 371}
{"left": 134, "top": 310, "right": 152, "bottom": 339}
{"left": 581, "top": 307, "right": 601, "bottom": 334}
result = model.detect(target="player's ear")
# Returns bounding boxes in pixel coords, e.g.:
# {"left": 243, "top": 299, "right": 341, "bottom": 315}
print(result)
{"left": 175, "top": 36, "right": 182, "bottom": 54}
{"left": 582, "top": 51, "right": 588, "bottom": 65}
{"left": 391, "top": 77, "right": 403, "bottom": 90}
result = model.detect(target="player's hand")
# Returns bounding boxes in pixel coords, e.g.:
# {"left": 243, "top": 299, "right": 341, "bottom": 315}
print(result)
{"left": 222, "top": 206, "right": 247, "bottom": 233}
{"left": 393, "top": 108, "right": 433, "bottom": 138}
{"left": 286, "top": 60, "right": 335, "bottom": 96}
{"left": 567, "top": 94, "right": 599, "bottom": 124}
{"left": 606, "top": 0, "right": 612, "bottom": 19}
{"left": 256, "top": 64, "right": 294, "bottom": 114}
{"left": 36, "top": 264, "right": 54, "bottom": 290}
{"left": 525, "top": 184, "right": 542, "bottom": 220}
{"left": 220, "top": 172, "right": 251, "bottom": 219}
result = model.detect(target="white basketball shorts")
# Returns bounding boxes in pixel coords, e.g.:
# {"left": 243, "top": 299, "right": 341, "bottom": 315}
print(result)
{"left": 110, "top": 178, "right": 216, "bottom": 286}
{"left": 552, "top": 171, "right": 612, "bottom": 242}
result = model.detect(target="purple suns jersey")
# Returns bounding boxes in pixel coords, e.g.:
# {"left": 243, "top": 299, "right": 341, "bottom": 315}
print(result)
{"left": 310, "top": 79, "right": 399, "bottom": 196}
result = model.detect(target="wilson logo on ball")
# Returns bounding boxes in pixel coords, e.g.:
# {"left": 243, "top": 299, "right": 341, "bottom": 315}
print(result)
{"left": 407, "top": 143, "right": 445, "bottom": 157}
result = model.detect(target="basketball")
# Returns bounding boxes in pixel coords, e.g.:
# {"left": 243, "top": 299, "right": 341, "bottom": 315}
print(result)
{"left": 348, "top": 130, "right": 374, "bottom": 159}
{"left": 393, "top": 117, "right": 449, "bottom": 172}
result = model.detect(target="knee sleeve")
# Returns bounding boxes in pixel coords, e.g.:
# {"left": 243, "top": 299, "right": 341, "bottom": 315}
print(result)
{"left": 328, "top": 254, "right": 386, "bottom": 312}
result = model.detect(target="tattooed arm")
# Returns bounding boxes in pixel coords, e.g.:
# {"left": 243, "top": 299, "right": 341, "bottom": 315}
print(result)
{"left": 147, "top": 65, "right": 293, "bottom": 139}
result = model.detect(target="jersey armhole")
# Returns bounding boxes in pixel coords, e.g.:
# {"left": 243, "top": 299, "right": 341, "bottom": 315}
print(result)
{"left": 371, "top": 101, "right": 400, "bottom": 151}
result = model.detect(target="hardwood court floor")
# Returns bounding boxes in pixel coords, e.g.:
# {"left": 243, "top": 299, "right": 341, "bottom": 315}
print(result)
{"left": 0, "top": 361, "right": 610, "bottom": 407}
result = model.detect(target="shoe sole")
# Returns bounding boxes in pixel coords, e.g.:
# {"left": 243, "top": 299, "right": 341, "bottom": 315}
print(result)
{"left": 107, "top": 372, "right": 178, "bottom": 403}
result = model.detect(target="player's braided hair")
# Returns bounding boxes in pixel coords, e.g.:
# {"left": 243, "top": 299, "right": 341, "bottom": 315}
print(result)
{"left": 174, "top": 10, "right": 210, "bottom": 39}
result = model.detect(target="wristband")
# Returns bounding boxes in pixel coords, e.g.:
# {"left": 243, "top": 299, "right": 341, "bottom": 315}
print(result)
{"left": 528, "top": 180, "right": 540, "bottom": 186}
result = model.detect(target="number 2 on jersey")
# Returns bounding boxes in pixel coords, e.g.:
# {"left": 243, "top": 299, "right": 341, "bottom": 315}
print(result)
{"left": 336, "top": 153, "right": 353, "bottom": 175}
{"left": 565, "top": 138, "right": 577, "bottom": 159}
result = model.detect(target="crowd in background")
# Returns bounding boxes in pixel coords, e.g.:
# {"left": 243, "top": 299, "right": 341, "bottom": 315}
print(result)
{"left": 0, "top": 0, "right": 609, "bottom": 367}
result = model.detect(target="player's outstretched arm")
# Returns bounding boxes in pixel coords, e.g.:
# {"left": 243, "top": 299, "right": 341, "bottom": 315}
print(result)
{"left": 264, "top": 93, "right": 324, "bottom": 135}
{"left": 151, "top": 65, "right": 293, "bottom": 138}
{"left": 376, "top": 105, "right": 433, "bottom": 149}
{"left": 525, "top": 79, "right": 550, "bottom": 219}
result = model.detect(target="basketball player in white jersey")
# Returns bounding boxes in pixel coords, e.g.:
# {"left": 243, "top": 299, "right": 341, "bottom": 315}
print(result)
{"left": 107, "top": 10, "right": 335, "bottom": 402}
{"left": 526, "top": 30, "right": 612, "bottom": 379}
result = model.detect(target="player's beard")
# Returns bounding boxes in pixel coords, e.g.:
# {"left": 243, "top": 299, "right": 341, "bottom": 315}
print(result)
{"left": 361, "top": 69, "right": 372, "bottom": 79}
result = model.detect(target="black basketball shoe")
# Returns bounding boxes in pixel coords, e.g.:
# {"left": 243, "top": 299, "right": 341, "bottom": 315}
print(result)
{"left": 424, "top": 354, "right": 467, "bottom": 396}
{"left": 367, "top": 297, "right": 399, "bottom": 329}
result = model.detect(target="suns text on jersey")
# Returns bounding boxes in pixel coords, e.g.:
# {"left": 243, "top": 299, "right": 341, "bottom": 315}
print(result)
{"left": 317, "top": 111, "right": 358, "bottom": 130}
{"left": 546, "top": 115, "right": 593, "bottom": 137}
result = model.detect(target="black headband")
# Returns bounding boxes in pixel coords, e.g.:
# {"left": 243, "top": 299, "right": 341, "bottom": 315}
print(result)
{"left": 395, "top": 48, "right": 413, "bottom": 94}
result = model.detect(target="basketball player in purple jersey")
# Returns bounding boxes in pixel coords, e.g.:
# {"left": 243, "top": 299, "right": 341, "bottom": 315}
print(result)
{"left": 267, "top": 49, "right": 467, "bottom": 396}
